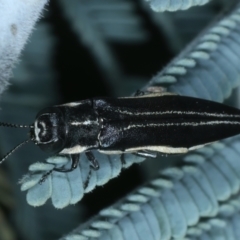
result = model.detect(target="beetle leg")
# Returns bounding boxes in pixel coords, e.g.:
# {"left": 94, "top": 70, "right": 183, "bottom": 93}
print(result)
{"left": 83, "top": 151, "right": 100, "bottom": 189}
{"left": 54, "top": 154, "right": 80, "bottom": 172}
{"left": 134, "top": 86, "right": 167, "bottom": 96}
{"left": 134, "top": 86, "right": 177, "bottom": 98}
{"left": 135, "top": 86, "right": 166, "bottom": 96}
{"left": 134, "top": 90, "right": 145, "bottom": 96}
{"left": 120, "top": 154, "right": 126, "bottom": 166}
{"left": 134, "top": 150, "right": 157, "bottom": 158}
{"left": 85, "top": 151, "right": 99, "bottom": 170}
{"left": 145, "top": 86, "right": 167, "bottom": 94}
{"left": 39, "top": 170, "right": 53, "bottom": 184}
{"left": 84, "top": 169, "right": 92, "bottom": 189}
{"left": 39, "top": 154, "right": 80, "bottom": 184}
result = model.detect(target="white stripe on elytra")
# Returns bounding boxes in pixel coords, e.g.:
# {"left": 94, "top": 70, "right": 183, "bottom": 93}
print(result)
{"left": 98, "top": 143, "right": 210, "bottom": 155}
{"left": 123, "top": 120, "right": 240, "bottom": 131}
{"left": 113, "top": 109, "right": 240, "bottom": 118}
{"left": 58, "top": 102, "right": 84, "bottom": 107}
{"left": 60, "top": 145, "right": 90, "bottom": 154}
{"left": 99, "top": 146, "right": 188, "bottom": 154}
{"left": 70, "top": 120, "right": 98, "bottom": 126}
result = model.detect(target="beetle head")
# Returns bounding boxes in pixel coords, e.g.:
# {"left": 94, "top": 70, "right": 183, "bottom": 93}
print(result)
{"left": 31, "top": 107, "right": 67, "bottom": 154}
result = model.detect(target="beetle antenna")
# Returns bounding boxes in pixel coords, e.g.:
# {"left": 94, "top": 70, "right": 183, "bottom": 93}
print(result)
{"left": 0, "top": 139, "right": 32, "bottom": 164}
{"left": 0, "top": 122, "right": 33, "bottom": 128}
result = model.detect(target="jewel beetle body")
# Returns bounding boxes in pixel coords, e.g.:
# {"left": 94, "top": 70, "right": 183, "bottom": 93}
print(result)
{"left": 2, "top": 90, "right": 240, "bottom": 180}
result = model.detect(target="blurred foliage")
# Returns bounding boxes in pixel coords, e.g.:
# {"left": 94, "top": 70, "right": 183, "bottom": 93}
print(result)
{"left": 0, "top": 169, "right": 15, "bottom": 240}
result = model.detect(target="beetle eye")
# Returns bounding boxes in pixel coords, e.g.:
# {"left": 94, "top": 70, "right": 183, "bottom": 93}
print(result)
{"left": 36, "top": 115, "right": 55, "bottom": 143}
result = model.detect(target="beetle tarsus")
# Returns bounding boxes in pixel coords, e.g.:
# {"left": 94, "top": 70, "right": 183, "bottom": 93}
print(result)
{"left": 85, "top": 151, "right": 99, "bottom": 170}
{"left": 39, "top": 154, "right": 80, "bottom": 184}
{"left": 120, "top": 154, "right": 126, "bottom": 166}
{"left": 134, "top": 86, "right": 173, "bottom": 97}
{"left": 145, "top": 86, "right": 166, "bottom": 94}
{"left": 84, "top": 169, "right": 92, "bottom": 189}
{"left": 135, "top": 86, "right": 166, "bottom": 96}
{"left": 53, "top": 154, "right": 80, "bottom": 173}
{"left": 134, "top": 90, "right": 145, "bottom": 96}
{"left": 134, "top": 150, "right": 157, "bottom": 158}
{"left": 39, "top": 169, "right": 54, "bottom": 184}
